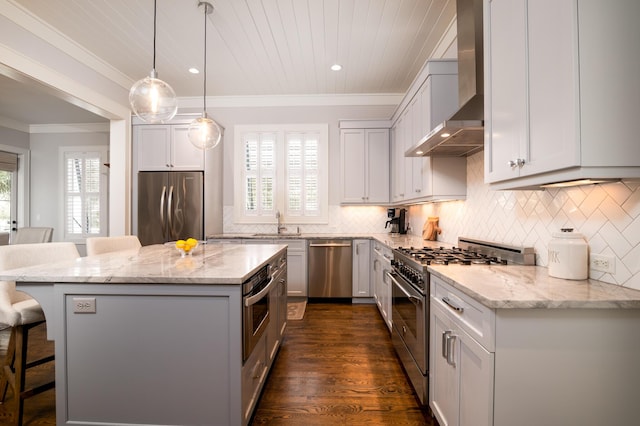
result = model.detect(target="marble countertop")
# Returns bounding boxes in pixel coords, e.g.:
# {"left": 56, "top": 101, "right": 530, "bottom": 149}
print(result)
{"left": 0, "top": 243, "right": 287, "bottom": 285}
{"left": 429, "top": 263, "right": 640, "bottom": 309}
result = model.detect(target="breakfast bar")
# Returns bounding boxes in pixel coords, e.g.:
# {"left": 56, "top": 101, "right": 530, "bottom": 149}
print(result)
{"left": 0, "top": 243, "right": 287, "bottom": 426}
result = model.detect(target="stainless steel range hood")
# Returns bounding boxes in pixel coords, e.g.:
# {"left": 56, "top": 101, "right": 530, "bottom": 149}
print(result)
{"left": 406, "top": 0, "right": 484, "bottom": 157}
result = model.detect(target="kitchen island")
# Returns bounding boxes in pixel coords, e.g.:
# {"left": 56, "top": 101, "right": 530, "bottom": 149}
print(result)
{"left": 0, "top": 242, "right": 287, "bottom": 426}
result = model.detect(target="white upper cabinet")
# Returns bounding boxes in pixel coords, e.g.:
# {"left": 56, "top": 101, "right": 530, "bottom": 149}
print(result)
{"left": 391, "top": 60, "right": 466, "bottom": 202}
{"left": 135, "top": 125, "right": 205, "bottom": 171}
{"left": 484, "top": 0, "right": 640, "bottom": 189}
{"left": 340, "top": 127, "right": 390, "bottom": 204}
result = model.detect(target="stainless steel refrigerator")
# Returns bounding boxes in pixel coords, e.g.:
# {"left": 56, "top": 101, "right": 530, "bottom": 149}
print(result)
{"left": 137, "top": 171, "right": 204, "bottom": 246}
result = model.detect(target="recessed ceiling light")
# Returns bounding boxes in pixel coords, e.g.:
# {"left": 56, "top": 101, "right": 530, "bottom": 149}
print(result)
{"left": 331, "top": 64, "right": 342, "bottom": 71}
{"left": 440, "top": 132, "right": 451, "bottom": 138}
{"left": 189, "top": 67, "right": 200, "bottom": 74}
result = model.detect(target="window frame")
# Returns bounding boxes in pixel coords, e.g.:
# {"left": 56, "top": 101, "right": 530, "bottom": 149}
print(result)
{"left": 59, "top": 146, "right": 109, "bottom": 242}
{"left": 233, "top": 124, "right": 328, "bottom": 225}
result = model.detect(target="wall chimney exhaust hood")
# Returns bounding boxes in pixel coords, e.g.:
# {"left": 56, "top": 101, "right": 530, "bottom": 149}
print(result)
{"left": 406, "top": 0, "right": 484, "bottom": 157}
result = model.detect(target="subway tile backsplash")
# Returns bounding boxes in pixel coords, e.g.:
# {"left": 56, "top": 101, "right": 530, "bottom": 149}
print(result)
{"left": 224, "top": 152, "right": 640, "bottom": 290}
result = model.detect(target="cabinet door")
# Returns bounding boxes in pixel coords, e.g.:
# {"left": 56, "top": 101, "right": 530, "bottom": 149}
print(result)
{"left": 352, "top": 239, "right": 371, "bottom": 297}
{"left": 484, "top": 0, "right": 528, "bottom": 183}
{"left": 391, "top": 125, "right": 405, "bottom": 201}
{"left": 380, "top": 262, "right": 392, "bottom": 331}
{"left": 286, "top": 250, "right": 307, "bottom": 297}
{"left": 365, "top": 129, "right": 390, "bottom": 203}
{"left": 430, "top": 303, "right": 459, "bottom": 426}
{"left": 135, "top": 125, "right": 171, "bottom": 170}
{"left": 171, "top": 126, "right": 206, "bottom": 170}
{"left": 525, "top": 0, "right": 579, "bottom": 176}
{"left": 458, "top": 329, "right": 494, "bottom": 426}
{"left": 340, "top": 129, "right": 367, "bottom": 203}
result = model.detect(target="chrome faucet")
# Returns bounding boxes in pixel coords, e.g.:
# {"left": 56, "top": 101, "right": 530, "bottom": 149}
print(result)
{"left": 276, "top": 210, "right": 286, "bottom": 234}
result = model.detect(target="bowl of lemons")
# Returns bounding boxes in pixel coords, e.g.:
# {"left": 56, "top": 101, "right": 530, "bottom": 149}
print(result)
{"left": 174, "top": 238, "right": 199, "bottom": 257}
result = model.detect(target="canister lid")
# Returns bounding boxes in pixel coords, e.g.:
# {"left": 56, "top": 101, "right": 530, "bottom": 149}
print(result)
{"left": 552, "top": 228, "right": 585, "bottom": 239}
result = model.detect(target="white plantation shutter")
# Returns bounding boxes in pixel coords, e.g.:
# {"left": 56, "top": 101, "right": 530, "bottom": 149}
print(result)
{"left": 285, "top": 132, "right": 320, "bottom": 217}
{"left": 62, "top": 148, "right": 108, "bottom": 240}
{"left": 243, "top": 133, "right": 277, "bottom": 215}
{"left": 235, "top": 124, "right": 328, "bottom": 224}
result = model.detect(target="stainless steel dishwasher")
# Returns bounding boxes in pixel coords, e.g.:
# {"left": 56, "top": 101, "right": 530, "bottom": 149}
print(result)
{"left": 307, "top": 239, "right": 353, "bottom": 298}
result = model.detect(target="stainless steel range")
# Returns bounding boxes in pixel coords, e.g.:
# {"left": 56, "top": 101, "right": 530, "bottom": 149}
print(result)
{"left": 388, "top": 237, "right": 534, "bottom": 405}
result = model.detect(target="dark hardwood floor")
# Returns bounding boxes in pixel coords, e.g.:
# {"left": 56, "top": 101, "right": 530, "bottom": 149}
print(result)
{"left": 0, "top": 303, "right": 435, "bottom": 425}
{"left": 251, "top": 302, "right": 435, "bottom": 425}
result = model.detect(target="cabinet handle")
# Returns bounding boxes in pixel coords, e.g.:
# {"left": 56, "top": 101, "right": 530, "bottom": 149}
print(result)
{"left": 446, "top": 334, "right": 457, "bottom": 367}
{"left": 508, "top": 158, "right": 526, "bottom": 168}
{"left": 442, "top": 296, "right": 464, "bottom": 313}
{"left": 442, "top": 330, "right": 451, "bottom": 359}
{"left": 415, "top": 189, "right": 421, "bottom": 193}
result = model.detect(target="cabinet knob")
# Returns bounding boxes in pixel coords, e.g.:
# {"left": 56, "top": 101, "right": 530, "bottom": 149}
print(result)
{"left": 508, "top": 158, "right": 526, "bottom": 168}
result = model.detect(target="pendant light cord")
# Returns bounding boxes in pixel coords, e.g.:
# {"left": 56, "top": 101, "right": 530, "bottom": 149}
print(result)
{"left": 152, "top": 0, "right": 157, "bottom": 71}
{"left": 203, "top": 4, "right": 207, "bottom": 113}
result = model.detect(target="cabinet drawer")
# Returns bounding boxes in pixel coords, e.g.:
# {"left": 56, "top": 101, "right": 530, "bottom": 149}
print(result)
{"left": 279, "top": 239, "right": 305, "bottom": 252}
{"left": 431, "top": 275, "right": 495, "bottom": 351}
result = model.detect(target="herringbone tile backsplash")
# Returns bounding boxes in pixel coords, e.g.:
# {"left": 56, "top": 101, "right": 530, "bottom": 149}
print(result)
{"left": 408, "top": 153, "right": 640, "bottom": 290}
{"left": 224, "top": 152, "right": 640, "bottom": 290}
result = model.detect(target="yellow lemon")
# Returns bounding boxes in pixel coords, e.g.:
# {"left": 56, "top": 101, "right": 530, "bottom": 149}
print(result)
{"left": 175, "top": 240, "right": 186, "bottom": 249}
{"left": 186, "top": 238, "right": 198, "bottom": 247}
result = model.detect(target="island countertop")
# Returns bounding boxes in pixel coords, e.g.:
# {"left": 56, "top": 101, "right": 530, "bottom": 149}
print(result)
{"left": 0, "top": 242, "right": 287, "bottom": 285}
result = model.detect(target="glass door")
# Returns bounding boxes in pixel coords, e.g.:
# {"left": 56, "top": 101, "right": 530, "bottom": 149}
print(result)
{"left": 0, "top": 151, "right": 18, "bottom": 245}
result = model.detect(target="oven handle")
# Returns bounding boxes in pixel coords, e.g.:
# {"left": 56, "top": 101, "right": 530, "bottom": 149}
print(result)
{"left": 386, "top": 271, "right": 422, "bottom": 306}
{"left": 244, "top": 275, "right": 277, "bottom": 307}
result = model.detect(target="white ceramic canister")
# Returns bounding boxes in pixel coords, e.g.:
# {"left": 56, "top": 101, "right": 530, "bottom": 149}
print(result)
{"left": 548, "top": 228, "right": 589, "bottom": 280}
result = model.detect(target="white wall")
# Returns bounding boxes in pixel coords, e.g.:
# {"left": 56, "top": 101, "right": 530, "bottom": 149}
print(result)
{"left": 29, "top": 131, "right": 109, "bottom": 240}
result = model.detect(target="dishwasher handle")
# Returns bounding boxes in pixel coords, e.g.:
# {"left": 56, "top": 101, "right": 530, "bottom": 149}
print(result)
{"left": 309, "top": 243, "right": 352, "bottom": 248}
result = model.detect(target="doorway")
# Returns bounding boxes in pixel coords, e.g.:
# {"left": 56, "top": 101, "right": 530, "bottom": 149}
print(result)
{"left": 0, "top": 151, "right": 18, "bottom": 244}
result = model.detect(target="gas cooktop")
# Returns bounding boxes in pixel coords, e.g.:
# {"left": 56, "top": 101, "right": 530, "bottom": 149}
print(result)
{"left": 394, "top": 237, "right": 536, "bottom": 269}
{"left": 395, "top": 246, "right": 508, "bottom": 265}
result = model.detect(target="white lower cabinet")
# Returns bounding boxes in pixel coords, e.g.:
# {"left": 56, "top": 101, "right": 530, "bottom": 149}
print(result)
{"left": 352, "top": 239, "right": 371, "bottom": 297}
{"left": 372, "top": 241, "right": 392, "bottom": 331}
{"left": 280, "top": 239, "right": 307, "bottom": 297}
{"left": 430, "top": 274, "right": 640, "bottom": 426}
{"left": 430, "top": 276, "right": 495, "bottom": 426}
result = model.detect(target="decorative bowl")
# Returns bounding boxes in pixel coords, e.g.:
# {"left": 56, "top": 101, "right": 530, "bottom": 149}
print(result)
{"left": 172, "top": 239, "right": 199, "bottom": 257}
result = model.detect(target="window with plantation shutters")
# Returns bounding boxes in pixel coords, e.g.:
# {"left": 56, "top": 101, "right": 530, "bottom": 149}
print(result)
{"left": 61, "top": 147, "right": 108, "bottom": 240}
{"left": 234, "top": 124, "right": 328, "bottom": 224}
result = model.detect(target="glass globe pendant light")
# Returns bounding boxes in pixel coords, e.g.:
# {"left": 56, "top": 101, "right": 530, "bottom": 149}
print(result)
{"left": 188, "top": 1, "right": 222, "bottom": 150}
{"left": 129, "top": 0, "right": 178, "bottom": 123}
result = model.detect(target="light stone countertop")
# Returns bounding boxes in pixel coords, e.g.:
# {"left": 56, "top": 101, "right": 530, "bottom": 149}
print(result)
{"left": 428, "top": 263, "right": 640, "bottom": 309}
{"left": 0, "top": 243, "right": 287, "bottom": 285}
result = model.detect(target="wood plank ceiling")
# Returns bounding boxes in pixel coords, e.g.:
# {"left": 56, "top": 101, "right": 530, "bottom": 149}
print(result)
{"left": 12, "top": 0, "right": 456, "bottom": 97}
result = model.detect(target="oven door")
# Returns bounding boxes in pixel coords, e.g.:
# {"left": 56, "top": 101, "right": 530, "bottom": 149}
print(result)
{"left": 389, "top": 270, "right": 428, "bottom": 373}
{"left": 243, "top": 273, "right": 277, "bottom": 362}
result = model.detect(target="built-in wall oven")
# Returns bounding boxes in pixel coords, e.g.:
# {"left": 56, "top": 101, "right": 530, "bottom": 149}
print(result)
{"left": 243, "top": 261, "right": 279, "bottom": 362}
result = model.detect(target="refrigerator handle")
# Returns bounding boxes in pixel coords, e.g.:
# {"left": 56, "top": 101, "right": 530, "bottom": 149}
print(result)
{"left": 167, "top": 185, "right": 175, "bottom": 240}
{"left": 160, "top": 185, "right": 167, "bottom": 241}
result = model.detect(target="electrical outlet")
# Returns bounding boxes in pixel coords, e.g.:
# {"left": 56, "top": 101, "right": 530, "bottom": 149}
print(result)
{"left": 73, "top": 297, "right": 96, "bottom": 313}
{"left": 590, "top": 254, "right": 616, "bottom": 274}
